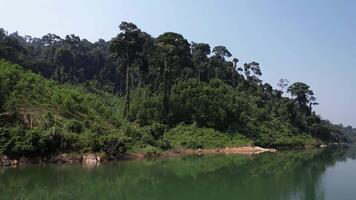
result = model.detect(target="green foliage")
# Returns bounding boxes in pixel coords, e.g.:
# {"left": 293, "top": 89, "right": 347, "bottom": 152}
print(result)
{"left": 0, "top": 22, "right": 351, "bottom": 158}
{"left": 165, "top": 124, "right": 251, "bottom": 149}
{"left": 128, "top": 87, "right": 163, "bottom": 125}
{"left": 96, "top": 130, "right": 131, "bottom": 156}
{"left": 170, "top": 79, "right": 242, "bottom": 130}
{"left": 43, "top": 112, "right": 55, "bottom": 129}
{"left": 0, "top": 128, "right": 12, "bottom": 153}
{"left": 65, "top": 119, "right": 82, "bottom": 133}
{"left": 140, "top": 145, "right": 162, "bottom": 156}
{"left": 0, "top": 60, "right": 128, "bottom": 156}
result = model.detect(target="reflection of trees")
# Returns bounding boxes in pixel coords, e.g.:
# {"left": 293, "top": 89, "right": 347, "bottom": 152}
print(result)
{"left": 0, "top": 147, "right": 351, "bottom": 200}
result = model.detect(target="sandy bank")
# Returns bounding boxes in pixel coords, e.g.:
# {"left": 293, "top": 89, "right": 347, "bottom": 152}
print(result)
{"left": 124, "top": 146, "right": 277, "bottom": 160}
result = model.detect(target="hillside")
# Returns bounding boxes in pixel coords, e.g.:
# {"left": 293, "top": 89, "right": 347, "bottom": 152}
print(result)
{"left": 0, "top": 60, "right": 253, "bottom": 157}
{"left": 0, "top": 23, "right": 351, "bottom": 159}
{"left": 0, "top": 60, "right": 128, "bottom": 157}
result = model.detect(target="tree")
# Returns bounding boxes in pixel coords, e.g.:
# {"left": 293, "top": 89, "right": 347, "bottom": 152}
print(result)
{"left": 41, "top": 33, "right": 62, "bottom": 62}
{"left": 134, "top": 32, "right": 154, "bottom": 89}
{"left": 233, "top": 58, "right": 239, "bottom": 67}
{"left": 54, "top": 48, "right": 74, "bottom": 67}
{"left": 63, "top": 34, "right": 81, "bottom": 49}
{"left": 155, "top": 32, "right": 192, "bottom": 121}
{"left": 156, "top": 32, "right": 192, "bottom": 80}
{"left": 110, "top": 22, "right": 146, "bottom": 117}
{"left": 191, "top": 42, "right": 211, "bottom": 82}
{"left": 209, "top": 46, "right": 232, "bottom": 79}
{"left": 0, "top": 31, "right": 27, "bottom": 63}
{"left": 307, "top": 90, "right": 319, "bottom": 109}
{"left": 154, "top": 42, "right": 174, "bottom": 119}
{"left": 287, "top": 82, "right": 317, "bottom": 115}
{"left": 53, "top": 47, "right": 74, "bottom": 82}
{"left": 170, "top": 79, "right": 241, "bottom": 130}
{"left": 232, "top": 58, "right": 239, "bottom": 86}
{"left": 243, "top": 62, "right": 262, "bottom": 84}
{"left": 277, "top": 78, "right": 289, "bottom": 92}
{"left": 0, "top": 28, "right": 6, "bottom": 40}
{"left": 212, "top": 46, "right": 232, "bottom": 59}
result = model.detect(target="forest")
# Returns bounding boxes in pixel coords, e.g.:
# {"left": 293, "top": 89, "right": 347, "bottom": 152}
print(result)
{"left": 0, "top": 22, "right": 353, "bottom": 158}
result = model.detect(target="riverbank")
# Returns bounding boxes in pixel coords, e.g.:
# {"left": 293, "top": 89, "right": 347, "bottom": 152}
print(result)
{"left": 125, "top": 146, "right": 277, "bottom": 160}
{"left": 0, "top": 146, "right": 277, "bottom": 167}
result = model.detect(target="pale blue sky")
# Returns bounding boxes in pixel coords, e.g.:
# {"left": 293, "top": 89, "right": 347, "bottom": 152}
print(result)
{"left": 0, "top": 0, "right": 355, "bottom": 127}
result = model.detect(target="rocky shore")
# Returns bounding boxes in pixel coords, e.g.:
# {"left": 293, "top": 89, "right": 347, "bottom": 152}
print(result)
{"left": 0, "top": 146, "right": 278, "bottom": 167}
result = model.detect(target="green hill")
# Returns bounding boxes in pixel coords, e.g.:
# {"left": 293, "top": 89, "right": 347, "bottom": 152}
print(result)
{"left": 0, "top": 60, "right": 131, "bottom": 157}
{"left": 0, "top": 60, "right": 337, "bottom": 159}
{"left": 0, "top": 23, "right": 351, "bottom": 159}
{"left": 0, "top": 60, "right": 250, "bottom": 158}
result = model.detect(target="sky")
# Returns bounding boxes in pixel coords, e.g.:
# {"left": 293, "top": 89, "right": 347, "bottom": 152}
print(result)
{"left": 0, "top": 0, "right": 355, "bottom": 127}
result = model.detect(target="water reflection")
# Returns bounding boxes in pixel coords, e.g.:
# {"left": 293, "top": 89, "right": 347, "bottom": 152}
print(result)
{"left": 0, "top": 146, "right": 354, "bottom": 200}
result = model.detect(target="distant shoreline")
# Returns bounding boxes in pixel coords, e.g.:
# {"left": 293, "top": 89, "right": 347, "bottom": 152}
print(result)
{"left": 1, "top": 143, "right": 349, "bottom": 167}
{"left": 1, "top": 146, "right": 276, "bottom": 167}
{"left": 3, "top": 145, "right": 342, "bottom": 167}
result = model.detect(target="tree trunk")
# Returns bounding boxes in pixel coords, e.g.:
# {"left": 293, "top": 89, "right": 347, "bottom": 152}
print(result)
{"left": 124, "top": 65, "right": 130, "bottom": 117}
{"left": 163, "top": 58, "right": 170, "bottom": 122}
{"left": 232, "top": 62, "right": 236, "bottom": 87}
{"left": 198, "top": 69, "right": 201, "bottom": 83}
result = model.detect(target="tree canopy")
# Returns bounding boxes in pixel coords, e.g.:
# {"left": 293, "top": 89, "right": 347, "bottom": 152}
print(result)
{"left": 0, "top": 22, "right": 351, "bottom": 158}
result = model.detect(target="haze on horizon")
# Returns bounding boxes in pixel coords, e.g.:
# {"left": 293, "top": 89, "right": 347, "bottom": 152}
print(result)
{"left": 0, "top": 0, "right": 355, "bottom": 127}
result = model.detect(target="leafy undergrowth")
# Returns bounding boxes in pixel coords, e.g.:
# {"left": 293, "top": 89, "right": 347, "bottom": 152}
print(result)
{"left": 0, "top": 60, "right": 128, "bottom": 157}
{"left": 165, "top": 124, "right": 252, "bottom": 149}
{"left": 252, "top": 119, "right": 323, "bottom": 147}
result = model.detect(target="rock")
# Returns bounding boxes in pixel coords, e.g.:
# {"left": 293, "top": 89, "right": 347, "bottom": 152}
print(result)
{"left": 19, "top": 156, "right": 29, "bottom": 164}
{"left": 254, "top": 147, "right": 277, "bottom": 153}
{"left": 52, "top": 154, "right": 82, "bottom": 164}
{"left": 56, "top": 154, "right": 69, "bottom": 164}
{"left": 0, "top": 155, "right": 11, "bottom": 166}
{"left": 10, "top": 160, "right": 18, "bottom": 166}
{"left": 83, "top": 154, "right": 100, "bottom": 165}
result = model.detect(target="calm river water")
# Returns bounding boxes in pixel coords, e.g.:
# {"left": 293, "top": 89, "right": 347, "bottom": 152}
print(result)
{"left": 1, "top": 146, "right": 355, "bottom": 200}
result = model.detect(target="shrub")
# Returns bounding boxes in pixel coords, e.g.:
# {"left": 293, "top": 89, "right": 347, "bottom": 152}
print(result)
{"left": 170, "top": 79, "right": 242, "bottom": 130}
{"left": 164, "top": 124, "right": 250, "bottom": 149}
{"left": 65, "top": 119, "right": 82, "bottom": 133}
{"left": 97, "top": 131, "right": 131, "bottom": 156}
{"left": 141, "top": 145, "right": 162, "bottom": 156}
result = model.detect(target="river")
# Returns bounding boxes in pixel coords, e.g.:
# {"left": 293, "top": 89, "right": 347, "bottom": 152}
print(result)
{"left": 0, "top": 146, "right": 355, "bottom": 200}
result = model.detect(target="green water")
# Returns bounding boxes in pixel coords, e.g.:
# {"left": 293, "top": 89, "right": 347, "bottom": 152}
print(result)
{"left": 1, "top": 147, "right": 355, "bottom": 200}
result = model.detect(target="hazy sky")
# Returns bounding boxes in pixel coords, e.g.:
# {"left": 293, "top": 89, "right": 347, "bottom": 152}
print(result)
{"left": 0, "top": 0, "right": 355, "bottom": 127}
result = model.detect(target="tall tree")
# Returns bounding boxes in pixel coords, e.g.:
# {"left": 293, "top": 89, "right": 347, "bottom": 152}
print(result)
{"left": 41, "top": 33, "right": 62, "bottom": 62}
{"left": 232, "top": 58, "right": 239, "bottom": 86}
{"left": 0, "top": 31, "right": 27, "bottom": 63}
{"left": 191, "top": 42, "right": 211, "bottom": 82}
{"left": 243, "top": 62, "right": 262, "bottom": 84}
{"left": 110, "top": 22, "right": 145, "bottom": 117}
{"left": 277, "top": 78, "right": 289, "bottom": 92}
{"left": 287, "top": 82, "right": 317, "bottom": 115}
{"left": 53, "top": 47, "right": 74, "bottom": 82}
{"left": 212, "top": 46, "right": 232, "bottom": 59}
{"left": 155, "top": 32, "right": 192, "bottom": 121}
{"left": 210, "top": 46, "right": 232, "bottom": 79}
